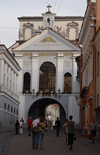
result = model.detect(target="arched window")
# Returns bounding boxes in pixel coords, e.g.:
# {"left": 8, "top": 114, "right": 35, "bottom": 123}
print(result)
{"left": 23, "top": 72, "right": 31, "bottom": 91}
{"left": 16, "top": 109, "right": 18, "bottom": 116}
{"left": 11, "top": 106, "right": 13, "bottom": 113}
{"left": 14, "top": 108, "right": 15, "bottom": 114}
{"left": 8, "top": 105, "right": 10, "bottom": 111}
{"left": 4, "top": 103, "right": 6, "bottom": 110}
{"left": 47, "top": 18, "right": 50, "bottom": 25}
{"left": 39, "top": 62, "right": 56, "bottom": 91}
{"left": 64, "top": 73, "right": 72, "bottom": 93}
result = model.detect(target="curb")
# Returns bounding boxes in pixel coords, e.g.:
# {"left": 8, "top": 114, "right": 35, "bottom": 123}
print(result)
{"left": 77, "top": 137, "right": 100, "bottom": 153}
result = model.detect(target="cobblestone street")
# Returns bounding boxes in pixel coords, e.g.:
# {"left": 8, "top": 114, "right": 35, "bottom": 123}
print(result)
{"left": 3, "top": 130, "right": 100, "bottom": 155}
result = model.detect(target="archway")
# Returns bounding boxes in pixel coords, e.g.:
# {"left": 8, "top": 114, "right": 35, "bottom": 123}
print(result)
{"left": 28, "top": 98, "right": 66, "bottom": 128}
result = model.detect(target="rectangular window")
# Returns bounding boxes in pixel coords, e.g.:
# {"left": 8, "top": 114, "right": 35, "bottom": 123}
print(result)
{"left": 97, "top": 51, "right": 99, "bottom": 76}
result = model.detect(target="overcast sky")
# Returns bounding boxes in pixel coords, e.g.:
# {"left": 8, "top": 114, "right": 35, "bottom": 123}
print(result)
{"left": 0, "top": 0, "right": 87, "bottom": 48}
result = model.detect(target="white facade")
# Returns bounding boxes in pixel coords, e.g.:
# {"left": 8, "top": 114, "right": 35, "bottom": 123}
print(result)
{"left": 8, "top": 7, "right": 82, "bottom": 129}
{"left": 0, "top": 45, "right": 21, "bottom": 131}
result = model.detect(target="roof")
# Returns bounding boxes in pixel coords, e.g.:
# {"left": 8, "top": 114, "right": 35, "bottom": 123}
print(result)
{"left": 12, "top": 27, "right": 81, "bottom": 51}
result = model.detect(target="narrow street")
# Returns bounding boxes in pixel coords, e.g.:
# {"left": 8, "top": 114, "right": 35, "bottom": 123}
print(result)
{"left": 5, "top": 130, "right": 100, "bottom": 155}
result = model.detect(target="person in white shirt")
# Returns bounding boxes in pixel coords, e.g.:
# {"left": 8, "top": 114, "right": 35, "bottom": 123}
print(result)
{"left": 19, "top": 119, "right": 23, "bottom": 134}
{"left": 32, "top": 117, "right": 40, "bottom": 149}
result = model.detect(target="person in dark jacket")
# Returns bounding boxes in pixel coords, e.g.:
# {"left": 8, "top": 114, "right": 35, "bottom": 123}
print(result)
{"left": 55, "top": 117, "right": 61, "bottom": 137}
{"left": 15, "top": 120, "right": 19, "bottom": 134}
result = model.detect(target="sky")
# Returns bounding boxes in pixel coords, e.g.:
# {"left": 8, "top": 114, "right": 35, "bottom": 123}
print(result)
{"left": 0, "top": 0, "right": 87, "bottom": 48}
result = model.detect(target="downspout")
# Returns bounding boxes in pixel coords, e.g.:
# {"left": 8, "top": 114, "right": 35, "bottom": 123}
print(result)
{"left": 87, "top": 0, "right": 96, "bottom": 118}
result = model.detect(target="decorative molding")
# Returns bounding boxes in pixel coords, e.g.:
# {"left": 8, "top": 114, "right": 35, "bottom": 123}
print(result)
{"left": 66, "top": 21, "right": 79, "bottom": 39}
{"left": 41, "top": 36, "right": 56, "bottom": 43}
{"left": 19, "top": 22, "right": 35, "bottom": 40}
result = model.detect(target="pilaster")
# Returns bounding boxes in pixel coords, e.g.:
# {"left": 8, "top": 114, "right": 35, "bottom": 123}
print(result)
{"left": 31, "top": 54, "right": 39, "bottom": 92}
{"left": 72, "top": 56, "right": 78, "bottom": 93}
{"left": 0, "top": 60, "right": 4, "bottom": 85}
{"left": 56, "top": 55, "right": 64, "bottom": 92}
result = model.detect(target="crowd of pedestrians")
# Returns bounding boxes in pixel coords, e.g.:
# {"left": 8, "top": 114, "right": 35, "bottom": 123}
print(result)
{"left": 15, "top": 115, "right": 99, "bottom": 151}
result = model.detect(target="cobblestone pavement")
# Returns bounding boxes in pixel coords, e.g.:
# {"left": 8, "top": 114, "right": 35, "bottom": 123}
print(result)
{"left": 5, "top": 130, "right": 100, "bottom": 155}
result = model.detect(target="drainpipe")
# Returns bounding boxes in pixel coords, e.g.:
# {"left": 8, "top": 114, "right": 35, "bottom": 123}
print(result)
{"left": 87, "top": 0, "right": 96, "bottom": 118}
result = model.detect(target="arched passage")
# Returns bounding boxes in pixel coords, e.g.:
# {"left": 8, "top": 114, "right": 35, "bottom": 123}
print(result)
{"left": 28, "top": 98, "right": 66, "bottom": 128}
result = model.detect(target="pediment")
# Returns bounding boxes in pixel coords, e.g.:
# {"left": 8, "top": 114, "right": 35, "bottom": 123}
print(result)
{"left": 13, "top": 28, "right": 80, "bottom": 52}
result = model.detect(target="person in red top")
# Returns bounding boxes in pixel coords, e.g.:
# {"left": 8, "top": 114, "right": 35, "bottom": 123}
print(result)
{"left": 27, "top": 117, "right": 32, "bottom": 136}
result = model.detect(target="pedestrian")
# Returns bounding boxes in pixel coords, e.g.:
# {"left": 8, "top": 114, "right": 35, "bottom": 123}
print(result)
{"left": 89, "top": 117, "right": 98, "bottom": 143}
{"left": 39, "top": 117, "right": 45, "bottom": 149}
{"left": 19, "top": 119, "right": 23, "bottom": 134}
{"left": 66, "top": 115, "right": 77, "bottom": 150}
{"left": 21, "top": 118, "right": 24, "bottom": 123}
{"left": 45, "top": 119, "right": 48, "bottom": 132}
{"left": 32, "top": 117, "right": 40, "bottom": 149}
{"left": 27, "top": 117, "right": 32, "bottom": 136}
{"left": 55, "top": 117, "right": 61, "bottom": 137}
{"left": 63, "top": 119, "right": 68, "bottom": 145}
{"left": 15, "top": 120, "right": 19, "bottom": 135}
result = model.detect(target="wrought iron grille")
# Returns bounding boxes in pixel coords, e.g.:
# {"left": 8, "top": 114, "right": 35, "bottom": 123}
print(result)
{"left": 64, "top": 73, "right": 72, "bottom": 93}
{"left": 39, "top": 62, "right": 56, "bottom": 91}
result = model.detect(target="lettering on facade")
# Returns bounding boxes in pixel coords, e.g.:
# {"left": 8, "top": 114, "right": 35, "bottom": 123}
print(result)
{"left": 64, "top": 61, "right": 71, "bottom": 67}
{"left": 34, "top": 44, "right": 61, "bottom": 46}
{"left": 23, "top": 61, "right": 31, "bottom": 67}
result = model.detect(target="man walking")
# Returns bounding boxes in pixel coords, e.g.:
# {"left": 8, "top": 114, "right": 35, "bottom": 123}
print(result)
{"left": 32, "top": 117, "right": 40, "bottom": 149}
{"left": 27, "top": 117, "right": 32, "bottom": 136}
{"left": 66, "top": 115, "right": 77, "bottom": 150}
{"left": 55, "top": 117, "right": 61, "bottom": 137}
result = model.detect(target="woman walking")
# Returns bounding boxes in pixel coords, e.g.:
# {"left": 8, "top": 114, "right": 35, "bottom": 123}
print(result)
{"left": 39, "top": 118, "right": 45, "bottom": 149}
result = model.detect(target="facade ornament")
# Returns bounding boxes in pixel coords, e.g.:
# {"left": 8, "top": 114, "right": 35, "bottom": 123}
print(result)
{"left": 41, "top": 36, "right": 56, "bottom": 43}
{"left": 66, "top": 21, "right": 79, "bottom": 40}
{"left": 19, "top": 22, "right": 35, "bottom": 40}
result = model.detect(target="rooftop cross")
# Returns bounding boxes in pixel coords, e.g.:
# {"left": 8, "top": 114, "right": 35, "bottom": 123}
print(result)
{"left": 47, "top": 4, "right": 52, "bottom": 12}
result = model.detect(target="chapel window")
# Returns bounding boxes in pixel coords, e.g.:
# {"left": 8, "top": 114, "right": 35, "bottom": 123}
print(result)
{"left": 23, "top": 72, "right": 31, "bottom": 92}
{"left": 39, "top": 62, "right": 56, "bottom": 92}
{"left": 64, "top": 72, "right": 72, "bottom": 93}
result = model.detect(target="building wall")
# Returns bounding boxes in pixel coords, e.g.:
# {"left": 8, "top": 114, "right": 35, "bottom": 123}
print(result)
{"left": 0, "top": 45, "right": 21, "bottom": 132}
{"left": 0, "top": 96, "right": 19, "bottom": 132}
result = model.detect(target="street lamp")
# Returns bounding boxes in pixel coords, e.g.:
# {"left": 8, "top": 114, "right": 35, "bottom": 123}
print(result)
{"left": 32, "top": 88, "right": 35, "bottom": 98}
{"left": 58, "top": 88, "right": 61, "bottom": 98}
